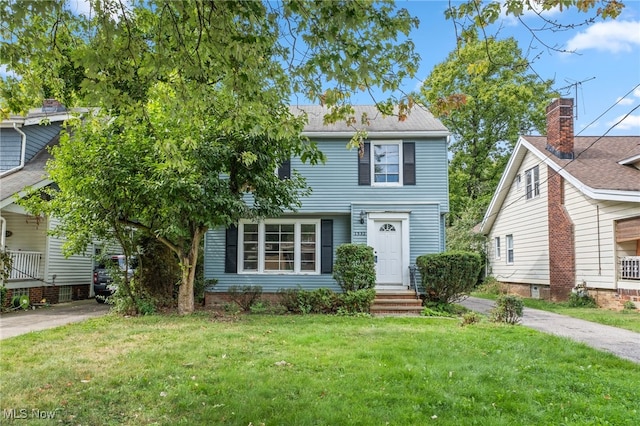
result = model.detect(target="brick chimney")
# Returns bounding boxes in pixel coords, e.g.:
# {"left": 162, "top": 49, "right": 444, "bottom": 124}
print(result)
{"left": 546, "top": 98, "right": 574, "bottom": 160}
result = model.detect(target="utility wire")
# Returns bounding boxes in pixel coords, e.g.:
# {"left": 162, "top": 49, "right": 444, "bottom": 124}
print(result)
{"left": 480, "top": 86, "right": 640, "bottom": 228}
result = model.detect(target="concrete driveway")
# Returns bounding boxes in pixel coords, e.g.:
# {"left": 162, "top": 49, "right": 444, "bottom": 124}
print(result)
{"left": 0, "top": 299, "right": 110, "bottom": 340}
{"left": 459, "top": 296, "right": 640, "bottom": 364}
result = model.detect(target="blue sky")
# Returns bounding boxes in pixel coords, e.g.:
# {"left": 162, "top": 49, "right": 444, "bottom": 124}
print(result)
{"left": 391, "top": 0, "right": 640, "bottom": 137}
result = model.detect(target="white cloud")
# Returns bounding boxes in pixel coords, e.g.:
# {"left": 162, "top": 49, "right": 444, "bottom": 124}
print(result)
{"left": 607, "top": 113, "right": 640, "bottom": 131}
{"left": 566, "top": 21, "right": 640, "bottom": 53}
{"left": 617, "top": 97, "right": 634, "bottom": 106}
{"left": 635, "top": 87, "right": 640, "bottom": 99}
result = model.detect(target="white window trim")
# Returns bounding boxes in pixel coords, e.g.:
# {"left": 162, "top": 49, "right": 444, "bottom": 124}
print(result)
{"left": 238, "top": 219, "right": 321, "bottom": 275}
{"left": 525, "top": 166, "right": 540, "bottom": 200}
{"left": 506, "top": 234, "right": 514, "bottom": 265}
{"left": 371, "top": 140, "right": 403, "bottom": 187}
{"left": 495, "top": 236, "right": 501, "bottom": 259}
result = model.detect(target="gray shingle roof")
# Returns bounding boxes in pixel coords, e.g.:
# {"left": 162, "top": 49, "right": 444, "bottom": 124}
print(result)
{"left": 0, "top": 143, "right": 53, "bottom": 207}
{"left": 291, "top": 105, "right": 448, "bottom": 134}
{"left": 523, "top": 135, "right": 640, "bottom": 192}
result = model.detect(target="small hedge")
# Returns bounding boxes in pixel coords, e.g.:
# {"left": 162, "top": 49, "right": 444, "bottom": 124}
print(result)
{"left": 416, "top": 251, "right": 482, "bottom": 304}
{"left": 333, "top": 244, "right": 376, "bottom": 292}
{"left": 277, "top": 287, "right": 375, "bottom": 315}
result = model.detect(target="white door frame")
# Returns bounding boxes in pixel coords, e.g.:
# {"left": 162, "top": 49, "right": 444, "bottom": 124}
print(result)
{"left": 366, "top": 212, "right": 410, "bottom": 287}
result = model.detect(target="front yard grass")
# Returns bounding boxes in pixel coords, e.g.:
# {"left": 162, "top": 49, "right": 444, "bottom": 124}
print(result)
{"left": 1, "top": 313, "right": 639, "bottom": 425}
{"left": 471, "top": 292, "right": 640, "bottom": 333}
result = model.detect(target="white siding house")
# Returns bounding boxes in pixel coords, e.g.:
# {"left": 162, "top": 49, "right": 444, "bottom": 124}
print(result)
{"left": 480, "top": 98, "right": 640, "bottom": 308}
{"left": 1, "top": 103, "right": 97, "bottom": 306}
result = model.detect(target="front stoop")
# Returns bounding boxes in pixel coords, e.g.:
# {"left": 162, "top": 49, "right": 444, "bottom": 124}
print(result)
{"left": 371, "top": 290, "right": 423, "bottom": 316}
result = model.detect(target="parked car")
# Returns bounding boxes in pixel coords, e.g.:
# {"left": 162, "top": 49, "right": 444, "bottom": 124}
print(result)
{"left": 93, "top": 254, "right": 137, "bottom": 303}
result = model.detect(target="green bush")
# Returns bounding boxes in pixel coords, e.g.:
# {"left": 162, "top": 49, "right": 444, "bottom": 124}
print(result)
{"left": 277, "top": 287, "right": 375, "bottom": 315}
{"left": 474, "top": 276, "right": 504, "bottom": 295}
{"left": 333, "top": 244, "right": 376, "bottom": 292}
{"left": 623, "top": 300, "right": 636, "bottom": 311}
{"left": 490, "top": 295, "right": 523, "bottom": 324}
{"left": 460, "top": 311, "right": 481, "bottom": 326}
{"left": 567, "top": 292, "right": 597, "bottom": 308}
{"left": 416, "top": 251, "right": 482, "bottom": 304}
{"left": 228, "top": 285, "right": 263, "bottom": 311}
{"left": 337, "top": 289, "right": 376, "bottom": 315}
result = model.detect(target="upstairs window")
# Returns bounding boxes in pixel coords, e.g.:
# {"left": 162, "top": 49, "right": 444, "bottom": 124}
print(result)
{"left": 495, "top": 237, "right": 501, "bottom": 259}
{"left": 525, "top": 166, "right": 539, "bottom": 199}
{"left": 358, "top": 141, "right": 415, "bottom": 186}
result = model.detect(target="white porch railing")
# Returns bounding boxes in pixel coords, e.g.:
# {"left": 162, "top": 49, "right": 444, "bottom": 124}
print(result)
{"left": 620, "top": 256, "right": 640, "bottom": 280}
{"left": 7, "top": 250, "right": 43, "bottom": 280}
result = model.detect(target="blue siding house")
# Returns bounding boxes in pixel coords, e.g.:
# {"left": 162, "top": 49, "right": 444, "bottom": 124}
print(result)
{"left": 204, "top": 105, "right": 449, "bottom": 296}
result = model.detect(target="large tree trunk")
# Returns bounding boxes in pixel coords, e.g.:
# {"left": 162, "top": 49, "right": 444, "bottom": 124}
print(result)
{"left": 177, "top": 229, "right": 204, "bottom": 315}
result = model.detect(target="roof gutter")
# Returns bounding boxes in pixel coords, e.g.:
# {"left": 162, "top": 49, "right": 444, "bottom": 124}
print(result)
{"left": 0, "top": 123, "right": 27, "bottom": 178}
{"left": 301, "top": 130, "right": 450, "bottom": 139}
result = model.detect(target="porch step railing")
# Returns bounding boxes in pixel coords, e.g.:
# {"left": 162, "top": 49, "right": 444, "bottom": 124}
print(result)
{"left": 7, "top": 250, "right": 43, "bottom": 280}
{"left": 620, "top": 256, "right": 640, "bottom": 280}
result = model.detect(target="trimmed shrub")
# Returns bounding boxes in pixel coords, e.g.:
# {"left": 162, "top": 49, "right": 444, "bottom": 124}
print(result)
{"left": 337, "top": 289, "right": 376, "bottom": 315}
{"left": 333, "top": 244, "right": 376, "bottom": 292}
{"left": 490, "top": 295, "right": 523, "bottom": 324}
{"left": 460, "top": 311, "right": 481, "bottom": 326}
{"left": 416, "top": 251, "right": 482, "bottom": 304}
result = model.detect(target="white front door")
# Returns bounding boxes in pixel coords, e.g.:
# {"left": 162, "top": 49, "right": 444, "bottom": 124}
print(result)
{"left": 374, "top": 220, "right": 403, "bottom": 285}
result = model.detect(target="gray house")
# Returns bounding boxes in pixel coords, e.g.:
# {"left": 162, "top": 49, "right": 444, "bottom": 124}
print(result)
{"left": 204, "top": 105, "right": 450, "bottom": 301}
{"left": 1, "top": 102, "right": 96, "bottom": 306}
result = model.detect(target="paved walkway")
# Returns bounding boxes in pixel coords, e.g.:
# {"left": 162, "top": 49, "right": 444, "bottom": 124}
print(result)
{"left": 459, "top": 296, "right": 640, "bottom": 364}
{"left": 0, "top": 299, "right": 110, "bottom": 340}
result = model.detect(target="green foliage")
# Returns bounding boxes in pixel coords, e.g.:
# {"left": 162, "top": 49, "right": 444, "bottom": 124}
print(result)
{"left": 2, "top": 0, "right": 420, "bottom": 314}
{"left": 277, "top": 287, "right": 374, "bottom": 315}
{"left": 0, "top": 249, "right": 12, "bottom": 285}
{"left": 417, "top": 251, "right": 482, "bottom": 303}
{"left": 336, "top": 289, "right": 376, "bottom": 315}
{"left": 460, "top": 311, "right": 482, "bottom": 326}
{"left": 333, "top": 244, "right": 376, "bottom": 292}
{"left": 418, "top": 36, "right": 555, "bottom": 227}
{"left": 490, "top": 294, "right": 524, "bottom": 324}
{"left": 623, "top": 300, "right": 636, "bottom": 311}
{"left": 0, "top": 285, "right": 6, "bottom": 310}
{"left": 567, "top": 292, "right": 598, "bottom": 308}
{"left": 227, "top": 286, "right": 264, "bottom": 312}
{"left": 474, "top": 276, "right": 505, "bottom": 296}
{"left": 136, "top": 235, "right": 181, "bottom": 309}
{"left": 567, "top": 283, "right": 597, "bottom": 308}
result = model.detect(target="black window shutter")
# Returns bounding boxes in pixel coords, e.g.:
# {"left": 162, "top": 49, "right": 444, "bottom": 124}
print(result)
{"left": 225, "top": 225, "right": 238, "bottom": 273}
{"left": 403, "top": 142, "right": 415, "bottom": 185}
{"left": 278, "top": 158, "right": 291, "bottom": 180}
{"left": 320, "top": 219, "right": 333, "bottom": 274}
{"left": 358, "top": 142, "right": 371, "bottom": 185}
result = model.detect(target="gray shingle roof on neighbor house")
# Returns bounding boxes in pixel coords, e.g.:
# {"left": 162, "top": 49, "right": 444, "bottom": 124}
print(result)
{"left": 0, "top": 142, "right": 53, "bottom": 207}
{"left": 524, "top": 135, "right": 640, "bottom": 192}
{"left": 291, "top": 104, "right": 448, "bottom": 134}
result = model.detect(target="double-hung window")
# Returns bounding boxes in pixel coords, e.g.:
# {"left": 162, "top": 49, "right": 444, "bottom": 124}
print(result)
{"left": 358, "top": 141, "right": 415, "bottom": 186}
{"left": 373, "top": 142, "right": 401, "bottom": 185}
{"left": 525, "top": 166, "right": 539, "bottom": 199}
{"left": 495, "top": 237, "right": 501, "bottom": 259}
{"left": 239, "top": 220, "right": 319, "bottom": 274}
{"left": 506, "top": 234, "right": 514, "bottom": 264}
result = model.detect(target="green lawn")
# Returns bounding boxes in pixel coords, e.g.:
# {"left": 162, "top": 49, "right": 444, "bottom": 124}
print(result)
{"left": 1, "top": 314, "right": 638, "bottom": 425}
{"left": 471, "top": 292, "right": 640, "bottom": 333}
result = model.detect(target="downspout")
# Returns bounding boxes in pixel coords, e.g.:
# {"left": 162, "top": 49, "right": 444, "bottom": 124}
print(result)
{"left": 0, "top": 216, "right": 5, "bottom": 250}
{"left": 0, "top": 123, "right": 27, "bottom": 177}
